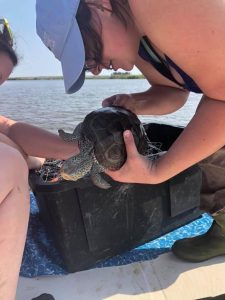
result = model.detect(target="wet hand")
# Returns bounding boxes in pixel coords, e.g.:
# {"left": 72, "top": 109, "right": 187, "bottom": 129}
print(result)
{"left": 105, "top": 130, "right": 160, "bottom": 184}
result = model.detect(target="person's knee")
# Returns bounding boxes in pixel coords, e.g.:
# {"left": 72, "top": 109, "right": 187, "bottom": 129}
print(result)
{"left": 6, "top": 146, "right": 28, "bottom": 179}
{"left": 0, "top": 143, "right": 29, "bottom": 198}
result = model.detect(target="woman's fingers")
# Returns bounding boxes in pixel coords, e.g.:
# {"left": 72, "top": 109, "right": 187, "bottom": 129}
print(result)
{"left": 123, "top": 130, "right": 139, "bottom": 159}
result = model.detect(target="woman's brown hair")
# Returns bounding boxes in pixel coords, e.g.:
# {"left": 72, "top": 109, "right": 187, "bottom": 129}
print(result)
{"left": 76, "top": 0, "right": 132, "bottom": 65}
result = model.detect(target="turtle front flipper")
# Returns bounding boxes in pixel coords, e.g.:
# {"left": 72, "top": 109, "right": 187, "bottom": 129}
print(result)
{"left": 58, "top": 122, "right": 83, "bottom": 143}
{"left": 90, "top": 163, "right": 111, "bottom": 189}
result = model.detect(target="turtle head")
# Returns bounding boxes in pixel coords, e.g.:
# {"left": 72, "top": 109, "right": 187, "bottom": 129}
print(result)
{"left": 59, "top": 155, "right": 92, "bottom": 181}
{"left": 60, "top": 159, "right": 82, "bottom": 181}
{"left": 60, "top": 166, "right": 77, "bottom": 181}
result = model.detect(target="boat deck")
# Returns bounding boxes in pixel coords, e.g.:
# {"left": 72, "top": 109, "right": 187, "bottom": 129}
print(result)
{"left": 17, "top": 253, "right": 225, "bottom": 300}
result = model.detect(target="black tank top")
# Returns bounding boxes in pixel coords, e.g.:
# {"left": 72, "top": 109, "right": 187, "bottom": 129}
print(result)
{"left": 139, "top": 37, "right": 202, "bottom": 94}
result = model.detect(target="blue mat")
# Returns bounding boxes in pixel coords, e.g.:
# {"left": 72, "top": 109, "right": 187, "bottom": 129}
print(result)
{"left": 20, "top": 193, "right": 213, "bottom": 278}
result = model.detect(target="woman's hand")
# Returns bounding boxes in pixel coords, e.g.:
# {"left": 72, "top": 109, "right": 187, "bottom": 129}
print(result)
{"left": 105, "top": 130, "right": 162, "bottom": 184}
{"left": 102, "top": 93, "right": 137, "bottom": 114}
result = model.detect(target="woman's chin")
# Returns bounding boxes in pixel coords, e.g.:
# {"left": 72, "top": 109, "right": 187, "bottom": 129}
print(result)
{"left": 118, "top": 66, "right": 133, "bottom": 72}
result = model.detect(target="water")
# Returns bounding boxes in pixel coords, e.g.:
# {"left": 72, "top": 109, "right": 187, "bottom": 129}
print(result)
{"left": 0, "top": 79, "right": 201, "bottom": 133}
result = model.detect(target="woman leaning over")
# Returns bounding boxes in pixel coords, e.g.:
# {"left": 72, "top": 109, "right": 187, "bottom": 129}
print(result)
{"left": 36, "top": 0, "right": 225, "bottom": 263}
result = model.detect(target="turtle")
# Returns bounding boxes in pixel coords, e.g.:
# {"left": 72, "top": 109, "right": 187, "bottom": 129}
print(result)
{"left": 58, "top": 106, "right": 154, "bottom": 189}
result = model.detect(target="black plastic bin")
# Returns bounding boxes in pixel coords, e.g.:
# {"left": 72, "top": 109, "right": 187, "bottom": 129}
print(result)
{"left": 29, "top": 123, "right": 202, "bottom": 273}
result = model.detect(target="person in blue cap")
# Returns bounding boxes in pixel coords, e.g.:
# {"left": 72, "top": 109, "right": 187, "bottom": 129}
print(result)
{"left": 0, "top": 18, "right": 79, "bottom": 300}
{"left": 36, "top": 0, "right": 225, "bottom": 263}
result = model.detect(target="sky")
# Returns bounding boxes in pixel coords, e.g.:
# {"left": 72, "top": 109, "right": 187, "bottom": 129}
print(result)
{"left": 1, "top": 0, "right": 140, "bottom": 78}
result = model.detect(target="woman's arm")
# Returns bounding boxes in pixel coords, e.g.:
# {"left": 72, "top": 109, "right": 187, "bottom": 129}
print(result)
{"left": 102, "top": 84, "right": 189, "bottom": 115}
{"left": 153, "top": 95, "right": 225, "bottom": 181}
{"left": 0, "top": 116, "right": 78, "bottom": 160}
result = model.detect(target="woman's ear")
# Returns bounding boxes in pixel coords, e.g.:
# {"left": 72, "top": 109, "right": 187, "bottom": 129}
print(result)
{"left": 101, "top": 0, "right": 112, "bottom": 12}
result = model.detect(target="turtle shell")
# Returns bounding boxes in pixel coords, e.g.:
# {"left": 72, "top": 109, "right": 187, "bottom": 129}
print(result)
{"left": 81, "top": 106, "right": 149, "bottom": 170}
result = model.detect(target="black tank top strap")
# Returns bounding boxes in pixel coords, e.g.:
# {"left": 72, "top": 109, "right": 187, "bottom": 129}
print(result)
{"left": 139, "top": 36, "right": 202, "bottom": 93}
{"left": 139, "top": 36, "right": 184, "bottom": 87}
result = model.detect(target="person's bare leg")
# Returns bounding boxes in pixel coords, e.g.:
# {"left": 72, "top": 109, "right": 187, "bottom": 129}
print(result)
{"left": 0, "top": 142, "right": 29, "bottom": 300}
{"left": 0, "top": 132, "right": 45, "bottom": 170}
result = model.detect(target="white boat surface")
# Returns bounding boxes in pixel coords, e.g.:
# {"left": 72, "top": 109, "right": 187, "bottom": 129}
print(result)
{"left": 17, "top": 252, "right": 225, "bottom": 300}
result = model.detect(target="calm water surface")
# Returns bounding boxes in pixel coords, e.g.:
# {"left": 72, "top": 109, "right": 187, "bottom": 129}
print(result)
{"left": 0, "top": 79, "right": 201, "bottom": 133}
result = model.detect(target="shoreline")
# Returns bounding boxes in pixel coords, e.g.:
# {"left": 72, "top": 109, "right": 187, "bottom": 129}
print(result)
{"left": 8, "top": 74, "right": 145, "bottom": 81}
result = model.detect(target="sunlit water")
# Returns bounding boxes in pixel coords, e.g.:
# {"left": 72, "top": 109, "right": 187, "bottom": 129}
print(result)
{"left": 0, "top": 79, "right": 201, "bottom": 133}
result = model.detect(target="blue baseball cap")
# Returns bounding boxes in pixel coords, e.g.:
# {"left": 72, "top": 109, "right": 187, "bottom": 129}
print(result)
{"left": 36, "top": 0, "right": 85, "bottom": 94}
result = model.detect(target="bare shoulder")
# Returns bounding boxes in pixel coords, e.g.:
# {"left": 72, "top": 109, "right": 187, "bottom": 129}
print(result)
{"left": 129, "top": 0, "right": 225, "bottom": 41}
{"left": 130, "top": 0, "right": 225, "bottom": 100}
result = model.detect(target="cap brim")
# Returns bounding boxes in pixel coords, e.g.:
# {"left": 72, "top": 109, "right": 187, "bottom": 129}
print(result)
{"left": 61, "top": 18, "right": 85, "bottom": 94}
